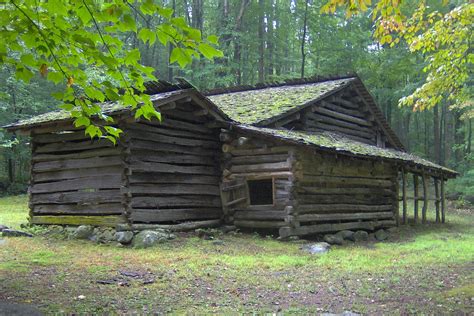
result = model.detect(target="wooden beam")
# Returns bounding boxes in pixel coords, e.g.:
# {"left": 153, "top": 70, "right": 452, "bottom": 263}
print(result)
{"left": 413, "top": 174, "right": 419, "bottom": 224}
{"left": 402, "top": 169, "right": 408, "bottom": 224}
{"left": 422, "top": 173, "right": 428, "bottom": 224}
{"left": 434, "top": 177, "right": 441, "bottom": 223}
{"left": 441, "top": 177, "right": 446, "bottom": 223}
{"left": 30, "top": 215, "right": 126, "bottom": 226}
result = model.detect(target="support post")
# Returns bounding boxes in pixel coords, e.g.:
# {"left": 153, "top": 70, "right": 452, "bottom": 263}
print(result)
{"left": 434, "top": 177, "right": 440, "bottom": 223}
{"left": 422, "top": 173, "right": 428, "bottom": 224}
{"left": 441, "top": 176, "right": 446, "bottom": 223}
{"left": 413, "top": 174, "right": 419, "bottom": 224}
{"left": 402, "top": 169, "right": 408, "bottom": 224}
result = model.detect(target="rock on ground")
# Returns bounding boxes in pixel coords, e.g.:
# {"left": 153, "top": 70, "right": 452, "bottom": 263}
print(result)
{"left": 115, "top": 231, "right": 134, "bottom": 244}
{"left": 301, "top": 242, "right": 331, "bottom": 254}
{"left": 132, "top": 230, "right": 173, "bottom": 248}
{"left": 375, "top": 229, "right": 389, "bottom": 241}
{"left": 71, "top": 225, "right": 94, "bottom": 240}
{"left": 323, "top": 234, "right": 344, "bottom": 245}
{"left": 335, "top": 230, "right": 354, "bottom": 241}
{"left": 352, "top": 230, "right": 369, "bottom": 242}
{"left": 1, "top": 229, "right": 33, "bottom": 237}
{"left": 0, "top": 225, "right": 9, "bottom": 232}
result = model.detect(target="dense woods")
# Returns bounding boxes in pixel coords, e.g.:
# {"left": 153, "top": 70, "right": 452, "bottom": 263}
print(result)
{"left": 0, "top": 0, "right": 472, "bottom": 199}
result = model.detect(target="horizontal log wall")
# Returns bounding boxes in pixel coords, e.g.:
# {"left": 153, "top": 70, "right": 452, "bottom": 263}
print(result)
{"left": 280, "top": 148, "right": 398, "bottom": 237}
{"left": 29, "top": 125, "right": 127, "bottom": 226}
{"left": 127, "top": 102, "right": 223, "bottom": 224}
{"left": 277, "top": 87, "right": 389, "bottom": 147}
{"left": 221, "top": 130, "right": 294, "bottom": 229}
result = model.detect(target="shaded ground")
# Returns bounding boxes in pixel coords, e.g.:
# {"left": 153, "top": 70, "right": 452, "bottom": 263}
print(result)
{"left": 0, "top": 195, "right": 473, "bottom": 314}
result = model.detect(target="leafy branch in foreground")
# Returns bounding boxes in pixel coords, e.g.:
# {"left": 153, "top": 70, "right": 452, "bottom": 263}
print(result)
{"left": 322, "top": 0, "right": 473, "bottom": 119}
{"left": 0, "top": 0, "right": 223, "bottom": 141}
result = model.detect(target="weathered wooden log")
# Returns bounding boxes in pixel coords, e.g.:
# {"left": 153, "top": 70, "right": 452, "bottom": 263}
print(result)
{"left": 162, "top": 109, "right": 208, "bottom": 123}
{"left": 229, "top": 171, "right": 292, "bottom": 180}
{"left": 297, "top": 211, "right": 394, "bottom": 222}
{"left": 155, "top": 117, "right": 214, "bottom": 134}
{"left": 234, "top": 220, "right": 287, "bottom": 228}
{"left": 130, "top": 152, "right": 215, "bottom": 166}
{"left": 129, "top": 173, "right": 219, "bottom": 185}
{"left": 311, "top": 106, "right": 373, "bottom": 127}
{"left": 33, "top": 130, "right": 90, "bottom": 144}
{"left": 402, "top": 170, "right": 408, "bottom": 224}
{"left": 332, "top": 97, "right": 363, "bottom": 109}
{"left": 422, "top": 173, "right": 428, "bottom": 224}
{"left": 33, "top": 166, "right": 123, "bottom": 182}
{"left": 130, "top": 208, "right": 222, "bottom": 222}
{"left": 31, "top": 215, "right": 126, "bottom": 226}
{"left": 441, "top": 177, "right": 446, "bottom": 223}
{"left": 130, "top": 139, "right": 215, "bottom": 156}
{"left": 228, "top": 146, "right": 291, "bottom": 156}
{"left": 234, "top": 210, "right": 287, "bottom": 220}
{"left": 306, "top": 118, "right": 375, "bottom": 140}
{"left": 33, "top": 156, "right": 123, "bottom": 172}
{"left": 434, "top": 178, "right": 440, "bottom": 223}
{"left": 130, "top": 161, "right": 217, "bottom": 175}
{"left": 320, "top": 100, "right": 367, "bottom": 119}
{"left": 230, "top": 154, "right": 289, "bottom": 165}
{"left": 299, "top": 204, "right": 393, "bottom": 214}
{"left": 230, "top": 161, "right": 291, "bottom": 173}
{"left": 128, "top": 122, "right": 217, "bottom": 141}
{"left": 32, "top": 203, "right": 123, "bottom": 215}
{"left": 116, "top": 219, "right": 222, "bottom": 232}
{"left": 31, "top": 190, "right": 122, "bottom": 205}
{"left": 299, "top": 194, "right": 393, "bottom": 205}
{"left": 297, "top": 186, "right": 394, "bottom": 195}
{"left": 413, "top": 174, "right": 419, "bottom": 224}
{"left": 35, "top": 139, "right": 115, "bottom": 154}
{"left": 219, "top": 131, "right": 233, "bottom": 142}
{"left": 130, "top": 184, "right": 220, "bottom": 196}
{"left": 128, "top": 129, "right": 218, "bottom": 148}
{"left": 304, "top": 126, "right": 375, "bottom": 145}
{"left": 279, "top": 219, "right": 396, "bottom": 238}
{"left": 32, "top": 148, "right": 122, "bottom": 162}
{"left": 131, "top": 196, "right": 221, "bottom": 208}
{"left": 300, "top": 175, "right": 393, "bottom": 188}
{"left": 30, "top": 175, "right": 122, "bottom": 193}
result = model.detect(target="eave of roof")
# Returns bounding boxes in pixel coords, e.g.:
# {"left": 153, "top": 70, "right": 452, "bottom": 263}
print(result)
{"left": 234, "top": 124, "right": 458, "bottom": 178}
{"left": 4, "top": 88, "right": 231, "bottom": 131}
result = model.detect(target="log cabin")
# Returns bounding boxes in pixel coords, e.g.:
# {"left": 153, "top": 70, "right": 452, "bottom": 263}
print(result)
{"left": 4, "top": 75, "right": 457, "bottom": 238}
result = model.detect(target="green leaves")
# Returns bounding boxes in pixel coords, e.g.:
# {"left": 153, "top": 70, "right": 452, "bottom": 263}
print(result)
{"left": 3, "top": 0, "right": 224, "bottom": 141}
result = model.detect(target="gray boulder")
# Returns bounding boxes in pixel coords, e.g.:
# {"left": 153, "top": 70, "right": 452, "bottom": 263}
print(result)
{"left": 71, "top": 225, "right": 94, "bottom": 240}
{"left": 0, "top": 225, "right": 9, "bottom": 232}
{"left": 352, "top": 230, "right": 369, "bottom": 242}
{"left": 375, "top": 229, "right": 389, "bottom": 241}
{"left": 301, "top": 242, "right": 331, "bottom": 255}
{"left": 132, "top": 230, "right": 172, "bottom": 248}
{"left": 335, "top": 230, "right": 354, "bottom": 241}
{"left": 115, "top": 231, "right": 134, "bottom": 244}
{"left": 90, "top": 228, "right": 116, "bottom": 243}
{"left": 323, "top": 234, "right": 344, "bottom": 245}
{"left": 1, "top": 229, "right": 33, "bottom": 237}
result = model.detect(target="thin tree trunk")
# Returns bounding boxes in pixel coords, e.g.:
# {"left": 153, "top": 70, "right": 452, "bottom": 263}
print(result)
{"left": 300, "top": 0, "right": 309, "bottom": 78}
{"left": 258, "top": 0, "right": 265, "bottom": 82}
{"left": 467, "top": 119, "right": 472, "bottom": 155}
{"left": 433, "top": 104, "right": 441, "bottom": 163}
{"left": 233, "top": 0, "right": 251, "bottom": 85}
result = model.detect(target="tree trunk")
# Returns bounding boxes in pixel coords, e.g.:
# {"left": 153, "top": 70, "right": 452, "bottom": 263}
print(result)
{"left": 433, "top": 104, "right": 440, "bottom": 163}
{"left": 258, "top": 0, "right": 265, "bottom": 82}
{"left": 233, "top": 0, "right": 251, "bottom": 85}
{"left": 300, "top": 0, "right": 309, "bottom": 78}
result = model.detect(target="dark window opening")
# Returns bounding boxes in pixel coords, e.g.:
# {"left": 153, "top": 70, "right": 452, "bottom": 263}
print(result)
{"left": 248, "top": 179, "right": 274, "bottom": 205}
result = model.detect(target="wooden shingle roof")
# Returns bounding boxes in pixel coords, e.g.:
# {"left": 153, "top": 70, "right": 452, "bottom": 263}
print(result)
{"left": 235, "top": 125, "right": 458, "bottom": 178}
{"left": 207, "top": 77, "right": 354, "bottom": 125}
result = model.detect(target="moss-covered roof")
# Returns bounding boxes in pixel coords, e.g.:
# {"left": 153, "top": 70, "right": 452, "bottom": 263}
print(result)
{"left": 237, "top": 125, "right": 457, "bottom": 176}
{"left": 208, "top": 78, "right": 354, "bottom": 125}
{"left": 4, "top": 90, "right": 187, "bottom": 130}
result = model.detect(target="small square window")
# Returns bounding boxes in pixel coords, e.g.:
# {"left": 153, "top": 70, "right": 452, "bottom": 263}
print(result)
{"left": 247, "top": 179, "right": 274, "bottom": 205}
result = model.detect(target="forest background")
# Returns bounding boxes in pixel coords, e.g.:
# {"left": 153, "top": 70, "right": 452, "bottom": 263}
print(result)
{"left": 0, "top": 0, "right": 472, "bottom": 202}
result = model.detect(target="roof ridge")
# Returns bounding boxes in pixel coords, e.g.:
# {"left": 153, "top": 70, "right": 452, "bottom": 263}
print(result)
{"left": 203, "top": 72, "right": 358, "bottom": 96}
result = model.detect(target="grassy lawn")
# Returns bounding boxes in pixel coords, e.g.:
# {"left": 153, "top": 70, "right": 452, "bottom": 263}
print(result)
{"left": 0, "top": 195, "right": 473, "bottom": 314}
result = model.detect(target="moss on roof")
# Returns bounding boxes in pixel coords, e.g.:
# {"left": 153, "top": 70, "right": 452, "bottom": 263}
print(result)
{"left": 208, "top": 78, "right": 353, "bottom": 125}
{"left": 238, "top": 125, "right": 457, "bottom": 176}
{"left": 4, "top": 90, "right": 186, "bottom": 129}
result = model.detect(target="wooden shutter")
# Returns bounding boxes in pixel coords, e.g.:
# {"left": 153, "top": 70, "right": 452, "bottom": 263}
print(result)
{"left": 220, "top": 177, "right": 249, "bottom": 223}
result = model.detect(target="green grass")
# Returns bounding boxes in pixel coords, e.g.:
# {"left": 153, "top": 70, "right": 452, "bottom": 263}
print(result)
{"left": 0, "top": 195, "right": 473, "bottom": 314}
{"left": 0, "top": 194, "right": 30, "bottom": 229}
